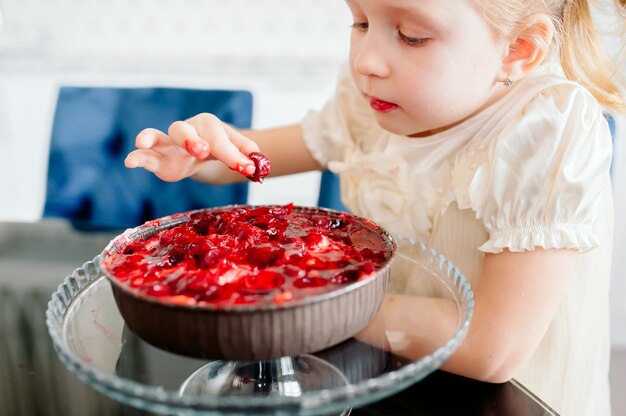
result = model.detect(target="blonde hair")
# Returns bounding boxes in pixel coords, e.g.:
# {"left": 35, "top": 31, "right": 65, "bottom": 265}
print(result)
{"left": 477, "top": 0, "right": 626, "bottom": 113}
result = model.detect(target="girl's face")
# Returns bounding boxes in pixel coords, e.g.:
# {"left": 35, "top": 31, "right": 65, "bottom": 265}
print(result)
{"left": 346, "top": 0, "right": 510, "bottom": 137}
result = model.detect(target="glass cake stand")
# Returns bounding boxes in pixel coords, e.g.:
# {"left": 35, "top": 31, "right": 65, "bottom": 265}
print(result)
{"left": 46, "top": 242, "right": 474, "bottom": 416}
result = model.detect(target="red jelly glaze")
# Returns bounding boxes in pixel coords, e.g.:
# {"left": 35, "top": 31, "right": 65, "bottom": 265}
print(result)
{"left": 246, "top": 152, "right": 271, "bottom": 183}
{"left": 102, "top": 204, "right": 391, "bottom": 307}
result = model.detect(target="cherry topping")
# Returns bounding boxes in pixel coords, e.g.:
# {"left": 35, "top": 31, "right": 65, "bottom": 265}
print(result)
{"left": 102, "top": 205, "right": 390, "bottom": 307}
{"left": 244, "top": 270, "right": 285, "bottom": 291}
{"left": 246, "top": 152, "right": 271, "bottom": 183}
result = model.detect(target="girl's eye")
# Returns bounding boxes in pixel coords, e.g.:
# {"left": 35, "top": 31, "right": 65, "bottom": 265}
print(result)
{"left": 351, "top": 22, "right": 369, "bottom": 31}
{"left": 398, "top": 31, "right": 429, "bottom": 47}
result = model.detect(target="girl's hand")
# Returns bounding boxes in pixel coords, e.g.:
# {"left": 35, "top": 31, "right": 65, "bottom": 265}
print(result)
{"left": 124, "top": 113, "right": 260, "bottom": 182}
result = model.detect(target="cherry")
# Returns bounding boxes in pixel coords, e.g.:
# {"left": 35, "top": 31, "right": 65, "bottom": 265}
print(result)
{"left": 246, "top": 152, "right": 271, "bottom": 183}
{"left": 247, "top": 244, "right": 286, "bottom": 268}
{"left": 329, "top": 269, "right": 361, "bottom": 284}
{"left": 293, "top": 276, "right": 328, "bottom": 289}
{"left": 145, "top": 283, "right": 171, "bottom": 297}
{"left": 244, "top": 270, "right": 285, "bottom": 291}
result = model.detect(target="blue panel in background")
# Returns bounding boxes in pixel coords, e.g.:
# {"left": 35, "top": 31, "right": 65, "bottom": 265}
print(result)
{"left": 607, "top": 114, "right": 616, "bottom": 178}
{"left": 317, "top": 170, "right": 348, "bottom": 213}
{"left": 44, "top": 87, "right": 253, "bottom": 231}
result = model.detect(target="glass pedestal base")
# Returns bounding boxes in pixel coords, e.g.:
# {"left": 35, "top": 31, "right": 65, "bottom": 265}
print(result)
{"left": 46, "top": 243, "right": 473, "bottom": 415}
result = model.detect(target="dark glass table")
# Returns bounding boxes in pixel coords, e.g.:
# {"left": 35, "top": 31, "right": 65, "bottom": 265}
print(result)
{"left": 0, "top": 220, "right": 557, "bottom": 415}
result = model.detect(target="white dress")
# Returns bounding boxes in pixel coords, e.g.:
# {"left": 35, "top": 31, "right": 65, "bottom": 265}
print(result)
{"left": 301, "top": 63, "right": 614, "bottom": 416}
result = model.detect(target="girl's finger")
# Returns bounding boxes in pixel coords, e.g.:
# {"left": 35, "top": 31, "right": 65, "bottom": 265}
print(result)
{"left": 125, "top": 149, "right": 197, "bottom": 182}
{"left": 168, "top": 120, "right": 210, "bottom": 159}
{"left": 124, "top": 149, "right": 162, "bottom": 171}
{"left": 223, "top": 123, "right": 260, "bottom": 156}
{"left": 135, "top": 128, "right": 170, "bottom": 150}
{"left": 185, "top": 115, "right": 255, "bottom": 174}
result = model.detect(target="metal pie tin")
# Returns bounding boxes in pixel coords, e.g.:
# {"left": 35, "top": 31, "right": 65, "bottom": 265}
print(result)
{"left": 99, "top": 205, "right": 397, "bottom": 360}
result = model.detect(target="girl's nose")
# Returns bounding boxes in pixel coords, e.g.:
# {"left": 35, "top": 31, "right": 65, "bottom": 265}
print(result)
{"left": 352, "top": 34, "right": 391, "bottom": 78}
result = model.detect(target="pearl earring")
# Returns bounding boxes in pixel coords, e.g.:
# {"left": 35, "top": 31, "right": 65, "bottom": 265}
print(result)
{"left": 503, "top": 75, "right": 513, "bottom": 87}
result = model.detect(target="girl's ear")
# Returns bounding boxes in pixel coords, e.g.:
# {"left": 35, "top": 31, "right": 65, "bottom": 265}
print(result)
{"left": 499, "top": 14, "right": 555, "bottom": 82}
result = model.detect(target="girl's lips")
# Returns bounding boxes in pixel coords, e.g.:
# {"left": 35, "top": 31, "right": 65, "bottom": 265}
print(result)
{"left": 369, "top": 97, "right": 399, "bottom": 112}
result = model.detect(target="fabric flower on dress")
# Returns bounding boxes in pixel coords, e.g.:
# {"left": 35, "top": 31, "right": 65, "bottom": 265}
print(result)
{"left": 328, "top": 147, "right": 444, "bottom": 243}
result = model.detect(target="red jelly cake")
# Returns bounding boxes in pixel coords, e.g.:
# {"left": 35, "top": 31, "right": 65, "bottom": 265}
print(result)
{"left": 101, "top": 204, "right": 392, "bottom": 308}
{"left": 99, "top": 204, "right": 395, "bottom": 359}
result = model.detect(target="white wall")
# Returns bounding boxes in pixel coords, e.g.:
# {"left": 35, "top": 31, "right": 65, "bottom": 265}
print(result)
{"left": 610, "top": 116, "right": 626, "bottom": 348}
{"left": 595, "top": 3, "right": 626, "bottom": 348}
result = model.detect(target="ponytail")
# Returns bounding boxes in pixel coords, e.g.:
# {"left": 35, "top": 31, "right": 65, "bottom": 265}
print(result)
{"left": 560, "top": 0, "right": 626, "bottom": 112}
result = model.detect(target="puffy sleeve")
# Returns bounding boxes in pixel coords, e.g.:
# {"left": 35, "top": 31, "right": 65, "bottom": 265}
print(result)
{"left": 469, "top": 84, "right": 613, "bottom": 253}
{"left": 300, "top": 64, "right": 373, "bottom": 167}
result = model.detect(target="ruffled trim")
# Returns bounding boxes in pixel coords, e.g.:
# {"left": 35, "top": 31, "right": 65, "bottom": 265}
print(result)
{"left": 479, "top": 223, "right": 599, "bottom": 254}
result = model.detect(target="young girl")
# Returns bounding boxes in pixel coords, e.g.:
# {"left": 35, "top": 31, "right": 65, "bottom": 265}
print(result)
{"left": 124, "top": 0, "right": 625, "bottom": 414}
